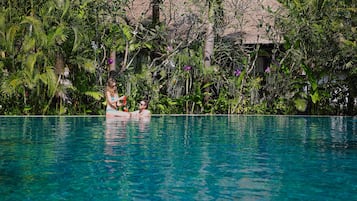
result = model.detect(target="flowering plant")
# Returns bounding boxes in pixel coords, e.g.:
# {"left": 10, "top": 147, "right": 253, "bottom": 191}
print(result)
{"left": 108, "top": 58, "right": 114, "bottom": 65}
{"left": 234, "top": 69, "right": 241, "bottom": 77}
{"left": 265, "top": 67, "right": 271, "bottom": 73}
{"left": 183, "top": 65, "right": 192, "bottom": 71}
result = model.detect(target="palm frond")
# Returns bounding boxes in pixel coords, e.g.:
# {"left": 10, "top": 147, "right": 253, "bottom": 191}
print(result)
{"left": 84, "top": 91, "right": 103, "bottom": 101}
{"left": 1, "top": 74, "right": 24, "bottom": 96}
{"left": 73, "top": 56, "right": 96, "bottom": 73}
{"left": 0, "top": 10, "right": 5, "bottom": 35}
{"left": 48, "top": 24, "right": 68, "bottom": 46}
{"left": 25, "top": 53, "right": 37, "bottom": 77}
{"left": 20, "top": 16, "right": 47, "bottom": 47}
{"left": 39, "top": 66, "right": 58, "bottom": 96}
{"left": 22, "top": 36, "right": 36, "bottom": 52}
{"left": 60, "top": 0, "right": 71, "bottom": 19}
{"left": 5, "top": 25, "right": 19, "bottom": 53}
{"left": 71, "top": 26, "right": 80, "bottom": 52}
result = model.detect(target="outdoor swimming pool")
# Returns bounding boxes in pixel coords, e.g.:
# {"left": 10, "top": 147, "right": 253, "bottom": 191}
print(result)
{"left": 0, "top": 115, "right": 356, "bottom": 200}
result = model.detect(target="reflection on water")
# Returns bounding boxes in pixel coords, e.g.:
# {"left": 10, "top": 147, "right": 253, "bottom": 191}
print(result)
{"left": 105, "top": 117, "right": 129, "bottom": 150}
{"left": 0, "top": 115, "right": 356, "bottom": 201}
{"left": 104, "top": 116, "right": 151, "bottom": 155}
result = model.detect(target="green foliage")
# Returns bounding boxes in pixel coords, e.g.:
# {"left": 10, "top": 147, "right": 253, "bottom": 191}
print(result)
{"left": 274, "top": 0, "right": 357, "bottom": 115}
{"left": 294, "top": 98, "right": 308, "bottom": 112}
{"left": 1, "top": 0, "right": 355, "bottom": 115}
{"left": 0, "top": 0, "right": 102, "bottom": 115}
{"left": 84, "top": 91, "right": 103, "bottom": 101}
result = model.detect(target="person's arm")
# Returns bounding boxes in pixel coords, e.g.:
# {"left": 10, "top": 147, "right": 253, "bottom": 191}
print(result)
{"left": 118, "top": 95, "right": 126, "bottom": 101}
{"left": 116, "top": 95, "right": 127, "bottom": 107}
{"left": 116, "top": 102, "right": 124, "bottom": 107}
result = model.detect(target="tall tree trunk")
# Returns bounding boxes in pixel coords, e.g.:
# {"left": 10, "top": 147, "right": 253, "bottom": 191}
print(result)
{"left": 109, "top": 51, "right": 116, "bottom": 77}
{"left": 203, "top": 0, "right": 216, "bottom": 102}
{"left": 120, "top": 40, "right": 129, "bottom": 73}
{"left": 204, "top": 23, "right": 214, "bottom": 68}
{"left": 55, "top": 52, "right": 64, "bottom": 75}
{"left": 152, "top": 0, "right": 161, "bottom": 25}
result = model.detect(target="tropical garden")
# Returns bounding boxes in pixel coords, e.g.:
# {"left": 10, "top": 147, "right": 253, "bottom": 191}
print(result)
{"left": 0, "top": 0, "right": 356, "bottom": 115}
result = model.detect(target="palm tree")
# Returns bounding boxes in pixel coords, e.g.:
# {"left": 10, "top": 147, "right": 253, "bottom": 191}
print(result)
{"left": 0, "top": 0, "right": 101, "bottom": 114}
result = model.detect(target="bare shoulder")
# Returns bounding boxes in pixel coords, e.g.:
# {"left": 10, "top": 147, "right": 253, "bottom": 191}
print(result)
{"left": 105, "top": 90, "right": 110, "bottom": 97}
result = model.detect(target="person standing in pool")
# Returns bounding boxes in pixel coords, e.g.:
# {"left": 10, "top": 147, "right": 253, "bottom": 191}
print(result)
{"left": 131, "top": 100, "right": 151, "bottom": 117}
{"left": 105, "top": 78, "right": 130, "bottom": 117}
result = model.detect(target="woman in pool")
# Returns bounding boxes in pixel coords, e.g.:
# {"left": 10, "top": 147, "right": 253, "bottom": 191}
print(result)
{"left": 131, "top": 100, "right": 151, "bottom": 117}
{"left": 105, "top": 78, "right": 130, "bottom": 117}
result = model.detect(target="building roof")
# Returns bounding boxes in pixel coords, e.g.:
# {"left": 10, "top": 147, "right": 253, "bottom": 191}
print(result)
{"left": 222, "top": 0, "right": 283, "bottom": 44}
{"left": 125, "top": 0, "right": 283, "bottom": 44}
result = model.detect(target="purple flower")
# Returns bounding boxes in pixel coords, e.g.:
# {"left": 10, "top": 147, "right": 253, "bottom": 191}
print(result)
{"left": 234, "top": 69, "right": 241, "bottom": 77}
{"left": 183, "top": 65, "right": 192, "bottom": 71}
{"left": 108, "top": 58, "right": 113, "bottom": 65}
{"left": 265, "top": 67, "right": 271, "bottom": 73}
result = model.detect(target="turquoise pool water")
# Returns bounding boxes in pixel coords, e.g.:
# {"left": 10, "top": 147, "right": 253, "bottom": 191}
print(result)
{"left": 0, "top": 115, "right": 356, "bottom": 201}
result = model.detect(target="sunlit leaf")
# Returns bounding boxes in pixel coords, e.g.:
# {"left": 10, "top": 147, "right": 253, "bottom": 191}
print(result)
{"left": 310, "top": 91, "right": 320, "bottom": 104}
{"left": 84, "top": 91, "right": 103, "bottom": 101}
{"left": 23, "top": 36, "right": 36, "bottom": 52}
{"left": 294, "top": 98, "right": 307, "bottom": 112}
{"left": 72, "top": 26, "right": 80, "bottom": 52}
{"left": 25, "top": 54, "right": 37, "bottom": 76}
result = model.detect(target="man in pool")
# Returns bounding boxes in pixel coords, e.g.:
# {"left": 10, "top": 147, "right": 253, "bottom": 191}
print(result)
{"left": 130, "top": 100, "right": 151, "bottom": 117}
